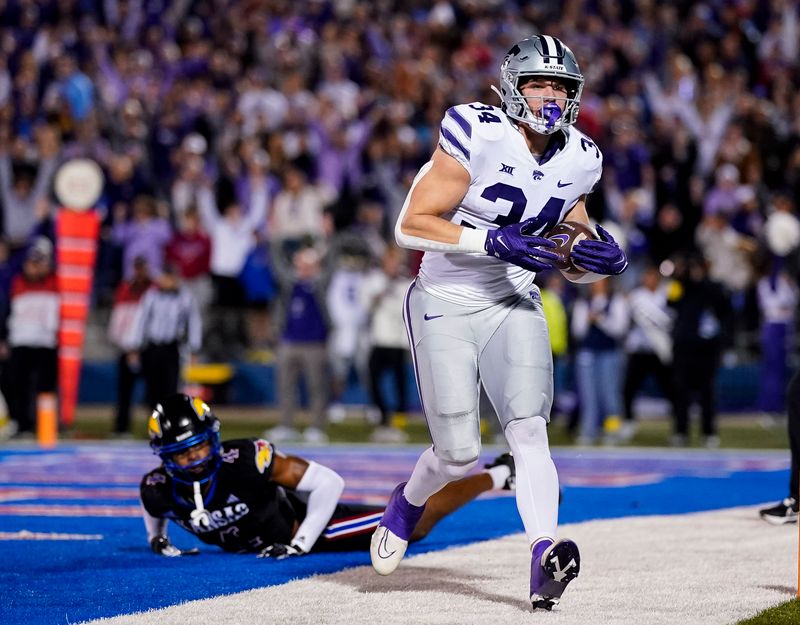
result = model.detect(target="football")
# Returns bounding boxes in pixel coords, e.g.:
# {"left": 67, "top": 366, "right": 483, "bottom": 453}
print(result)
{"left": 545, "top": 221, "right": 599, "bottom": 279}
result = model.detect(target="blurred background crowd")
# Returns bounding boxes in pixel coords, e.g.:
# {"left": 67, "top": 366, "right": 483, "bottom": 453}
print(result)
{"left": 1, "top": 0, "right": 800, "bottom": 445}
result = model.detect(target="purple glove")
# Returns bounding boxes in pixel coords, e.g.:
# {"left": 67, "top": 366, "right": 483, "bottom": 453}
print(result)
{"left": 570, "top": 224, "right": 628, "bottom": 275}
{"left": 485, "top": 217, "right": 558, "bottom": 273}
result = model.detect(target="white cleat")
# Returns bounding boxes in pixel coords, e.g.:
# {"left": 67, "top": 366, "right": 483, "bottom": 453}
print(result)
{"left": 370, "top": 525, "right": 409, "bottom": 575}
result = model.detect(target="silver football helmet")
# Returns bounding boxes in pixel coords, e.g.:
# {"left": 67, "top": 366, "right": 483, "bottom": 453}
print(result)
{"left": 494, "top": 35, "right": 584, "bottom": 135}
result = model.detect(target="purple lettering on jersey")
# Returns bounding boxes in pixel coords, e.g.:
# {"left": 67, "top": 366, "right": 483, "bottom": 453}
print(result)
{"left": 146, "top": 473, "right": 166, "bottom": 486}
{"left": 219, "top": 526, "right": 240, "bottom": 544}
{"left": 221, "top": 448, "right": 239, "bottom": 463}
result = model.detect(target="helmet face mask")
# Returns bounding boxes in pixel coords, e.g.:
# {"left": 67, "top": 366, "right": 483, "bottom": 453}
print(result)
{"left": 496, "top": 35, "right": 584, "bottom": 135}
{"left": 148, "top": 394, "right": 222, "bottom": 485}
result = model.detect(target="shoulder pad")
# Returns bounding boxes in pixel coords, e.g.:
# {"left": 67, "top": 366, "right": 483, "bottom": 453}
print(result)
{"left": 438, "top": 102, "right": 506, "bottom": 170}
{"left": 455, "top": 102, "right": 507, "bottom": 142}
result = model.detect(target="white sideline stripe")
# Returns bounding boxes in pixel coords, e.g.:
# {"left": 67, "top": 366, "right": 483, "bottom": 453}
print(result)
{"left": 324, "top": 519, "right": 381, "bottom": 539}
{"left": 0, "top": 530, "right": 103, "bottom": 540}
{"left": 78, "top": 505, "right": 796, "bottom": 625}
{"left": 326, "top": 512, "right": 383, "bottom": 531}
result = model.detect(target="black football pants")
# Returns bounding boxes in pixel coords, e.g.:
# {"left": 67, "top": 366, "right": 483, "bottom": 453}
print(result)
{"left": 787, "top": 371, "right": 800, "bottom": 499}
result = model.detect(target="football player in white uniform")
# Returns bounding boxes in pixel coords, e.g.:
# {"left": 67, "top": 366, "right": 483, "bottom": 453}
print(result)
{"left": 370, "top": 35, "right": 627, "bottom": 611}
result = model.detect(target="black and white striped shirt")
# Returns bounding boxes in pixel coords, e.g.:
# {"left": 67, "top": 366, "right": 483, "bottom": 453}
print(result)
{"left": 130, "top": 286, "right": 202, "bottom": 352}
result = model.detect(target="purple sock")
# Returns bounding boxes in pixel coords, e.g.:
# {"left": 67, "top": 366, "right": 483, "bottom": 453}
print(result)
{"left": 380, "top": 482, "right": 426, "bottom": 541}
{"left": 532, "top": 538, "right": 553, "bottom": 563}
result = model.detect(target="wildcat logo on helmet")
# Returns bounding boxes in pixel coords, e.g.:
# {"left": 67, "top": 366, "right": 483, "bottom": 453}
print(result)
{"left": 254, "top": 439, "right": 273, "bottom": 474}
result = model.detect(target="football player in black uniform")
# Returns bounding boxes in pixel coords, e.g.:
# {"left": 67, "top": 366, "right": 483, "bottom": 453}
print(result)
{"left": 140, "top": 394, "right": 515, "bottom": 557}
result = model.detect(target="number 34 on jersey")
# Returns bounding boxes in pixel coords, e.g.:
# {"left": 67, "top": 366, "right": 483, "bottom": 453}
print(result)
{"left": 438, "top": 102, "right": 602, "bottom": 235}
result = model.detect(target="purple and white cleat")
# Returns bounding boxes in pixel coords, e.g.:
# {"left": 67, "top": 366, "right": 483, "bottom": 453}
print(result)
{"left": 370, "top": 482, "right": 426, "bottom": 575}
{"left": 529, "top": 538, "right": 580, "bottom": 611}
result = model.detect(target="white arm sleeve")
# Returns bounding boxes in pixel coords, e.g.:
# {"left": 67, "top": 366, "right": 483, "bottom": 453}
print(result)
{"left": 141, "top": 502, "right": 168, "bottom": 543}
{"left": 290, "top": 461, "right": 345, "bottom": 553}
{"left": 394, "top": 161, "right": 488, "bottom": 254}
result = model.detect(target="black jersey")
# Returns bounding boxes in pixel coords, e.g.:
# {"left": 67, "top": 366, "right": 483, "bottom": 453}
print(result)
{"left": 140, "top": 438, "right": 303, "bottom": 553}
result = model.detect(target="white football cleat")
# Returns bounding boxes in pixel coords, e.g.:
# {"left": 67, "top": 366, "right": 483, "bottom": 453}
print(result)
{"left": 370, "top": 525, "right": 408, "bottom": 575}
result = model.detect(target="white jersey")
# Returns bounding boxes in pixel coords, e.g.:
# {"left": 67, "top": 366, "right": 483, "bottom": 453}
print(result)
{"left": 417, "top": 102, "right": 603, "bottom": 306}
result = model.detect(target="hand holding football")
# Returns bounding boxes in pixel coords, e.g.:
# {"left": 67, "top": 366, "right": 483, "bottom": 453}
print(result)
{"left": 545, "top": 221, "right": 599, "bottom": 279}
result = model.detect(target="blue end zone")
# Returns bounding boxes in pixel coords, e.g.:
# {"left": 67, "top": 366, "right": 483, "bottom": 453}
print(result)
{"left": 0, "top": 445, "right": 789, "bottom": 625}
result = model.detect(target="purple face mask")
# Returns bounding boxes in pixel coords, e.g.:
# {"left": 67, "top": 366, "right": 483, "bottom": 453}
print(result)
{"left": 541, "top": 102, "right": 562, "bottom": 129}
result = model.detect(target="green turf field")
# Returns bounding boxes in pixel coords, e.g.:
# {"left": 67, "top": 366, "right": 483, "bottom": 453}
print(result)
{"left": 67, "top": 405, "right": 790, "bottom": 449}
{"left": 738, "top": 599, "right": 800, "bottom": 624}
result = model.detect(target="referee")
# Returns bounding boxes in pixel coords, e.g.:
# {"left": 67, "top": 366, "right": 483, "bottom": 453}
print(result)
{"left": 129, "top": 263, "right": 202, "bottom": 409}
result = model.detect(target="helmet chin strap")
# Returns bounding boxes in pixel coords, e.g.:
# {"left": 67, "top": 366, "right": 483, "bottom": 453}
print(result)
{"left": 190, "top": 481, "right": 211, "bottom": 529}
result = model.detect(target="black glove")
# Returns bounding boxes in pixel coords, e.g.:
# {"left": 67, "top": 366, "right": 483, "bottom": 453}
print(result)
{"left": 150, "top": 535, "right": 200, "bottom": 557}
{"left": 257, "top": 542, "right": 305, "bottom": 560}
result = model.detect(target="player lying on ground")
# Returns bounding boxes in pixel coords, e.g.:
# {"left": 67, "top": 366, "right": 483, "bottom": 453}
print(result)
{"left": 140, "top": 394, "right": 515, "bottom": 557}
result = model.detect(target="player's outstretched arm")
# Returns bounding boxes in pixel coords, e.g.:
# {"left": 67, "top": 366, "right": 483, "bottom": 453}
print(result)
{"left": 141, "top": 503, "right": 199, "bottom": 556}
{"left": 259, "top": 454, "right": 345, "bottom": 557}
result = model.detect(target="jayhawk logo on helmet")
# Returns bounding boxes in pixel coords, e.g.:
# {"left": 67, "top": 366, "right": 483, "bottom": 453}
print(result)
{"left": 191, "top": 397, "right": 211, "bottom": 420}
{"left": 148, "top": 394, "right": 223, "bottom": 485}
{"left": 148, "top": 411, "right": 162, "bottom": 441}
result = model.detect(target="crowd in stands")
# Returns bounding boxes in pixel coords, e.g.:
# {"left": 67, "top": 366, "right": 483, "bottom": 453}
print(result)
{"left": 1, "top": 0, "right": 799, "bottom": 443}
